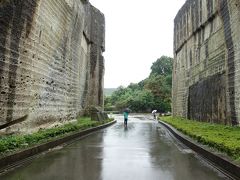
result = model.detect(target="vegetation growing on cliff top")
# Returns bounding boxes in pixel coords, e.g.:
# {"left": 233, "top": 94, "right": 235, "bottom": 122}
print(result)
{"left": 161, "top": 116, "right": 240, "bottom": 161}
{"left": 0, "top": 117, "right": 112, "bottom": 156}
{"left": 105, "top": 56, "right": 173, "bottom": 113}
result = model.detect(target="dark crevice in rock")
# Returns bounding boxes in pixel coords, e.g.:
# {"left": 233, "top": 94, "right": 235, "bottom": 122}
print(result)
{"left": 219, "top": 0, "right": 237, "bottom": 125}
{"left": 188, "top": 73, "right": 227, "bottom": 124}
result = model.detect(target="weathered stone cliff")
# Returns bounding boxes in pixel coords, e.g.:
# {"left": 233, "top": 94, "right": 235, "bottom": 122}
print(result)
{"left": 0, "top": 0, "right": 105, "bottom": 133}
{"left": 173, "top": 0, "right": 240, "bottom": 125}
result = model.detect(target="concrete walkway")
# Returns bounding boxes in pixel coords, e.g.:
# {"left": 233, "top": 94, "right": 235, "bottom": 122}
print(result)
{"left": 0, "top": 115, "right": 230, "bottom": 180}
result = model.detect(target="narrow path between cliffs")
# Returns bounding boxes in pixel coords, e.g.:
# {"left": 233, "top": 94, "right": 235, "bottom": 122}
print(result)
{"left": 0, "top": 114, "right": 230, "bottom": 180}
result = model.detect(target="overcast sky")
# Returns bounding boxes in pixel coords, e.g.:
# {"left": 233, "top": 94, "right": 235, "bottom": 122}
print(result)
{"left": 90, "top": 0, "right": 186, "bottom": 88}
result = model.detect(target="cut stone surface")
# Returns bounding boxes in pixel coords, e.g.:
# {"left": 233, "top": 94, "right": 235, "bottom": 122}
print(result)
{"left": 0, "top": 0, "right": 105, "bottom": 133}
{"left": 173, "top": 0, "right": 240, "bottom": 125}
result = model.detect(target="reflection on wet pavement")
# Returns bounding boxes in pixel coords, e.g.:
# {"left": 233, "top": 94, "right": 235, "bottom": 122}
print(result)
{"left": 0, "top": 114, "right": 229, "bottom": 180}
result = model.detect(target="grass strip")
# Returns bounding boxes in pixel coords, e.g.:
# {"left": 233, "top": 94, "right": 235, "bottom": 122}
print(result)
{"left": 160, "top": 116, "right": 240, "bottom": 161}
{"left": 0, "top": 117, "right": 113, "bottom": 156}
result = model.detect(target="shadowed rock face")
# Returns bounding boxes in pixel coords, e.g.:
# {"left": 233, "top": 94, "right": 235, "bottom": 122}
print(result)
{"left": 0, "top": 0, "right": 105, "bottom": 133}
{"left": 173, "top": 0, "right": 240, "bottom": 125}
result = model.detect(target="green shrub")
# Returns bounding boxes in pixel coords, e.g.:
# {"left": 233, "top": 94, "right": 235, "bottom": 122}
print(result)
{"left": 0, "top": 117, "right": 112, "bottom": 156}
{"left": 161, "top": 116, "right": 240, "bottom": 160}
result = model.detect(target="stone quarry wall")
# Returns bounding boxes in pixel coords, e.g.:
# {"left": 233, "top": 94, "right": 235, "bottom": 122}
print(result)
{"left": 173, "top": 0, "right": 240, "bottom": 125}
{"left": 0, "top": 0, "right": 105, "bottom": 133}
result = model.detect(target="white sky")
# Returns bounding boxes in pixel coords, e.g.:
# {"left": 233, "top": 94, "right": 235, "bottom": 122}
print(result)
{"left": 90, "top": 0, "right": 186, "bottom": 88}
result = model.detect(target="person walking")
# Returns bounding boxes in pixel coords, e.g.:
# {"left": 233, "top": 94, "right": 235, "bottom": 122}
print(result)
{"left": 152, "top": 110, "right": 157, "bottom": 120}
{"left": 123, "top": 108, "right": 130, "bottom": 127}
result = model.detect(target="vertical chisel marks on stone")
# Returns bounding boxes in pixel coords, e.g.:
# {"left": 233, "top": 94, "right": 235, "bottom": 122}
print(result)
{"left": 0, "top": 3, "right": 13, "bottom": 95}
{"left": 219, "top": 0, "right": 237, "bottom": 125}
{"left": 207, "top": 0, "right": 213, "bottom": 18}
{"left": 98, "top": 56, "right": 104, "bottom": 106}
{"left": 90, "top": 45, "right": 98, "bottom": 77}
{"left": 0, "top": 0, "right": 105, "bottom": 131}
{"left": 188, "top": 73, "right": 227, "bottom": 124}
{"left": 0, "top": 0, "right": 39, "bottom": 122}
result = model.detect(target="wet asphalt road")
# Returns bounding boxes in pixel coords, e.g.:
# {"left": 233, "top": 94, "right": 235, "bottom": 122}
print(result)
{"left": 0, "top": 114, "right": 230, "bottom": 180}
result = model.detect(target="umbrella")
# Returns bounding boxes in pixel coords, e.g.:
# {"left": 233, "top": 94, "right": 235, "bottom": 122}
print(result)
{"left": 152, "top": 110, "right": 157, "bottom": 113}
{"left": 124, "top": 108, "right": 131, "bottom": 113}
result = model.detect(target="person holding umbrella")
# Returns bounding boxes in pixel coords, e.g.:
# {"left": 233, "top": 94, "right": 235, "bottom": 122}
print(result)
{"left": 123, "top": 108, "right": 130, "bottom": 127}
{"left": 152, "top": 110, "right": 157, "bottom": 120}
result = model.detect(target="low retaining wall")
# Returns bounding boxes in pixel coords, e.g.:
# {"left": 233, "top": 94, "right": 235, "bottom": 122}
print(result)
{"left": 0, "top": 120, "right": 116, "bottom": 173}
{"left": 159, "top": 120, "right": 240, "bottom": 180}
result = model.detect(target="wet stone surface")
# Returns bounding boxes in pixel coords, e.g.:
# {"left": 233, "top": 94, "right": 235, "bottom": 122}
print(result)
{"left": 0, "top": 115, "right": 230, "bottom": 180}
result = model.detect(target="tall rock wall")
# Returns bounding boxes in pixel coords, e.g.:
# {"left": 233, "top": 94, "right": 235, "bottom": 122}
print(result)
{"left": 0, "top": 0, "right": 105, "bottom": 133}
{"left": 173, "top": 0, "right": 240, "bottom": 125}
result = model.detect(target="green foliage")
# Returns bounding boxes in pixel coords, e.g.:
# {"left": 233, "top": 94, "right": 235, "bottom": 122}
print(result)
{"left": 0, "top": 117, "right": 112, "bottom": 156}
{"left": 161, "top": 116, "right": 240, "bottom": 160}
{"left": 127, "top": 89, "right": 154, "bottom": 112}
{"left": 103, "top": 95, "right": 114, "bottom": 111}
{"left": 150, "top": 56, "right": 173, "bottom": 76}
{"left": 105, "top": 55, "right": 173, "bottom": 113}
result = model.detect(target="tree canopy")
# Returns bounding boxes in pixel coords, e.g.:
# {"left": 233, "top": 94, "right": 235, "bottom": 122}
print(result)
{"left": 104, "top": 55, "right": 173, "bottom": 113}
{"left": 150, "top": 56, "right": 173, "bottom": 76}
